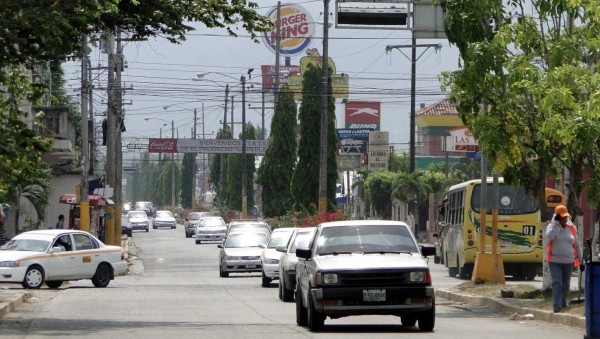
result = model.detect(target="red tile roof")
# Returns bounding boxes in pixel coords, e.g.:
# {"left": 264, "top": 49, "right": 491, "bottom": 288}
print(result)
{"left": 416, "top": 98, "right": 458, "bottom": 116}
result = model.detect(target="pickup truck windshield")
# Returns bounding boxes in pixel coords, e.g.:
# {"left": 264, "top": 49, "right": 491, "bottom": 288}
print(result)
{"left": 315, "top": 224, "right": 418, "bottom": 255}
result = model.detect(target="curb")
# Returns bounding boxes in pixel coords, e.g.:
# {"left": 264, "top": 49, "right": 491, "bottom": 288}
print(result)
{"left": 436, "top": 289, "right": 586, "bottom": 330}
{"left": 0, "top": 291, "right": 31, "bottom": 319}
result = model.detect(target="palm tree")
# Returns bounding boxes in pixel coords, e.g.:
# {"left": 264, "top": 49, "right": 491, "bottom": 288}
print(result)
{"left": 392, "top": 171, "right": 428, "bottom": 206}
{"left": 14, "top": 174, "right": 51, "bottom": 233}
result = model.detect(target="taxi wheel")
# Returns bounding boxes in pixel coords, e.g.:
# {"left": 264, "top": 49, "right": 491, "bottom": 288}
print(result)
{"left": 22, "top": 265, "right": 45, "bottom": 289}
{"left": 92, "top": 263, "right": 112, "bottom": 288}
{"left": 46, "top": 281, "right": 63, "bottom": 289}
{"left": 219, "top": 264, "right": 229, "bottom": 278}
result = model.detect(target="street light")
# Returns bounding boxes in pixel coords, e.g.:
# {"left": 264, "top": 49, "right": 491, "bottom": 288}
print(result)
{"left": 145, "top": 116, "right": 176, "bottom": 213}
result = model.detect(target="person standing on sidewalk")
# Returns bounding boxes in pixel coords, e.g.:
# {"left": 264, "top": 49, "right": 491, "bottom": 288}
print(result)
{"left": 546, "top": 205, "right": 583, "bottom": 313}
{"left": 55, "top": 214, "right": 65, "bottom": 229}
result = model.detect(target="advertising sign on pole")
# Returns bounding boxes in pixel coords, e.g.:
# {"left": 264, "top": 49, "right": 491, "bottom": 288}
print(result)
{"left": 345, "top": 101, "right": 381, "bottom": 130}
{"left": 445, "top": 126, "right": 480, "bottom": 152}
{"left": 261, "top": 65, "right": 300, "bottom": 93}
{"left": 261, "top": 4, "right": 315, "bottom": 57}
{"left": 288, "top": 49, "right": 350, "bottom": 100}
{"left": 368, "top": 131, "right": 389, "bottom": 171}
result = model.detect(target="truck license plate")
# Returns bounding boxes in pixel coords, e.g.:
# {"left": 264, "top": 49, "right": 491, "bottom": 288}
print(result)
{"left": 363, "top": 289, "right": 386, "bottom": 302}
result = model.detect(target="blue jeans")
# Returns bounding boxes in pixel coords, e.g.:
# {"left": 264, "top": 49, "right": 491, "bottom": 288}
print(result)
{"left": 549, "top": 262, "right": 573, "bottom": 311}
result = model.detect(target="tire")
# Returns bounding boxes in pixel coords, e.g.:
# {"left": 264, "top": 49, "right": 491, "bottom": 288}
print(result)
{"left": 282, "top": 277, "right": 294, "bottom": 302}
{"left": 145, "top": 227, "right": 149, "bottom": 232}
{"left": 153, "top": 226, "right": 157, "bottom": 229}
{"left": 433, "top": 255, "right": 440, "bottom": 264}
{"left": 459, "top": 263, "right": 473, "bottom": 280}
{"left": 172, "top": 226, "right": 176, "bottom": 229}
{"left": 261, "top": 271, "right": 271, "bottom": 287}
{"left": 278, "top": 280, "right": 283, "bottom": 300}
{"left": 448, "top": 253, "right": 458, "bottom": 277}
{"left": 296, "top": 287, "right": 308, "bottom": 326}
{"left": 92, "top": 263, "right": 112, "bottom": 288}
{"left": 127, "top": 230, "right": 132, "bottom": 238}
{"left": 401, "top": 316, "right": 417, "bottom": 327}
{"left": 195, "top": 240, "right": 201, "bottom": 245}
{"left": 219, "top": 264, "right": 229, "bottom": 278}
{"left": 418, "top": 300, "right": 435, "bottom": 332}
{"left": 22, "top": 265, "right": 45, "bottom": 289}
{"left": 307, "top": 291, "right": 325, "bottom": 331}
{"left": 46, "top": 281, "right": 63, "bottom": 289}
{"left": 185, "top": 232, "right": 190, "bottom": 238}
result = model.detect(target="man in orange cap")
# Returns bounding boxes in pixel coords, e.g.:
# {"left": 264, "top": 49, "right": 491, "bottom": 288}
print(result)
{"left": 546, "top": 205, "right": 583, "bottom": 313}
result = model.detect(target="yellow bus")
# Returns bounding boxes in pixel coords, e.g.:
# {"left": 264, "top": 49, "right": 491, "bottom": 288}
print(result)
{"left": 545, "top": 187, "right": 567, "bottom": 219}
{"left": 441, "top": 178, "right": 544, "bottom": 280}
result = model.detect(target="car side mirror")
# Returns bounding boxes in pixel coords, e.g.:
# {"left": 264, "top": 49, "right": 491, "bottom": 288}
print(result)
{"left": 217, "top": 244, "right": 223, "bottom": 248}
{"left": 276, "top": 245, "right": 287, "bottom": 253}
{"left": 420, "top": 245, "right": 436, "bottom": 257}
{"left": 296, "top": 247, "right": 312, "bottom": 259}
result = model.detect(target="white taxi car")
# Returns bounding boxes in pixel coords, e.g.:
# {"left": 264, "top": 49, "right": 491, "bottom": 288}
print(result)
{"left": 0, "top": 229, "right": 127, "bottom": 289}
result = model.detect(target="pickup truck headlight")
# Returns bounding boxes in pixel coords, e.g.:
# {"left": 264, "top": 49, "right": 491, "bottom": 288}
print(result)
{"left": 0, "top": 261, "right": 20, "bottom": 267}
{"left": 315, "top": 272, "right": 339, "bottom": 285}
{"left": 410, "top": 271, "right": 426, "bottom": 282}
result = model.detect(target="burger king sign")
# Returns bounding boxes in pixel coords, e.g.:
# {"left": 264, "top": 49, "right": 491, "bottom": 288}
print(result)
{"left": 261, "top": 4, "right": 315, "bottom": 57}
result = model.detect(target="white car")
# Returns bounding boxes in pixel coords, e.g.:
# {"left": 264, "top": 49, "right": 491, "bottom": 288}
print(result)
{"left": 0, "top": 229, "right": 127, "bottom": 289}
{"left": 260, "top": 228, "right": 295, "bottom": 287}
{"left": 153, "top": 210, "right": 176, "bottom": 229}
{"left": 277, "top": 227, "right": 316, "bottom": 301}
{"left": 195, "top": 216, "right": 227, "bottom": 244}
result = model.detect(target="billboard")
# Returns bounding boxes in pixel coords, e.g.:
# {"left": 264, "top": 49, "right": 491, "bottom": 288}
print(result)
{"left": 445, "top": 127, "right": 480, "bottom": 152}
{"left": 368, "top": 131, "right": 389, "bottom": 171}
{"left": 148, "top": 139, "right": 269, "bottom": 155}
{"left": 288, "top": 49, "right": 350, "bottom": 100}
{"left": 261, "top": 4, "right": 315, "bottom": 57}
{"left": 345, "top": 101, "right": 381, "bottom": 130}
{"left": 261, "top": 65, "right": 300, "bottom": 93}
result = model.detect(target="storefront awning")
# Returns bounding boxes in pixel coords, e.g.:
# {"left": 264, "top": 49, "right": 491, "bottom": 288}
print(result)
{"left": 59, "top": 194, "right": 113, "bottom": 206}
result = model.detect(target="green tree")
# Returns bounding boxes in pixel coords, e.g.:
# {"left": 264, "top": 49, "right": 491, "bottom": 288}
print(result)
{"left": 257, "top": 87, "right": 298, "bottom": 217}
{"left": 365, "top": 171, "right": 395, "bottom": 219}
{"left": 291, "top": 64, "right": 338, "bottom": 212}
{"left": 180, "top": 153, "right": 196, "bottom": 209}
{"left": 439, "top": 0, "right": 600, "bottom": 220}
{"left": 0, "top": 1, "right": 270, "bottom": 69}
{"left": 225, "top": 124, "right": 257, "bottom": 211}
{"left": 211, "top": 126, "right": 233, "bottom": 209}
{"left": 390, "top": 152, "right": 410, "bottom": 173}
{"left": 392, "top": 170, "right": 428, "bottom": 207}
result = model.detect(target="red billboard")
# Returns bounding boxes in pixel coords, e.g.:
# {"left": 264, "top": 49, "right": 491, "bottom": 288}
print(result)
{"left": 148, "top": 138, "right": 177, "bottom": 153}
{"left": 345, "top": 101, "right": 381, "bottom": 130}
{"left": 261, "top": 65, "right": 300, "bottom": 93}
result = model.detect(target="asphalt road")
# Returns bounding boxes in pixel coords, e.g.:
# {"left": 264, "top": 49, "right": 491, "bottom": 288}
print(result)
{"left": 0, "top": 224, "right": 585, "bottom": 338}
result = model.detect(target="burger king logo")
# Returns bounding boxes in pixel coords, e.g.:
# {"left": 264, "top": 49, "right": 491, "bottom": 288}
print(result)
{"left": 262, "top": 4, "right": 315, "bottom": 57}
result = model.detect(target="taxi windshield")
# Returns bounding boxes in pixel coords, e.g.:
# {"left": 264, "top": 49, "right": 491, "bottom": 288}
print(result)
{"left": 1, "top": 239, "right": 51, "bottom": 252}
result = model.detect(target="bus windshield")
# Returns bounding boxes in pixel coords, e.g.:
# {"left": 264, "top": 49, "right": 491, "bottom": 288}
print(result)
{"left": 471, "top": 184, "right": 539, "bottom": 215}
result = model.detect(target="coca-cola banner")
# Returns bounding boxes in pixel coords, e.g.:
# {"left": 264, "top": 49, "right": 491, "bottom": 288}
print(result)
{"left": 148, "top": 138, "right": 177, "bottom": 153}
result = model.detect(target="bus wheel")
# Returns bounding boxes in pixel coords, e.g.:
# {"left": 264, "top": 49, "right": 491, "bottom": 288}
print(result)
{"left": 459, "top": 263, "right": 473, "bottom": 280}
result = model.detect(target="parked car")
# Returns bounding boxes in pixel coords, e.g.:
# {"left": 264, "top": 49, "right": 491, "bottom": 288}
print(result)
{"left": 195, "top": 216, "right": 227, "bottom": 244}
{"left": 153, "top": 210, "right": 177, "bottom": 229}
{"left": 295, "top": 220, "right": 436, "bottom": 332}
{"left": 218, "top": 232, "right": 270, "bottom": 278}
{"left": 226, "top": 222, "right": 271, "bottom": 237}
{"left": 121, "top": 215, "right": 132, "bottom": 237}
{"left": 134, "top": 201, "right": 156, "bottom": 218}
{"left": 277, "top": 227, "right": 316, "bottom": 301}
{"left": 260, "top": 228, "right": 295, "bottom": 287}
{"left": 0, "top": 229, "right": 128, "bottom": 289}
{"left": 185, "top": 212, "right": 211, "bottom": 238}
{"left": 127, "top": 210, "right": 149, "bottom": 232}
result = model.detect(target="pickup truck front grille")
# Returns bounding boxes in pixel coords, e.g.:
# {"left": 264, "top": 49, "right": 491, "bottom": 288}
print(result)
{"left": 339, "top": 271, "right": 410, "bottom": 286}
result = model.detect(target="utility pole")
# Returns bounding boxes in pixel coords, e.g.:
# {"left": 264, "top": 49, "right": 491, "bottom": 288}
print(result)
{"left": 114, "top": 27, "right": 124, "bottom": 245}
{"left": 274, "top": 1, "right": 281, "bottom": 101}
{"left": 171, "top": 120, "right": 176, "bottom": 213}
{"left": 231, "top": 96, "right": 235, "bottom": 135}
{"left": 318, "top": 0, "right": 330, "bottom": 214}
{"left": 262, "top": 90, "right": 265, "bottom": 139}
{"left": 223, "top": 85, "right": 229, "bottom": 130}
{"left": 105, "top": 33, "right": 116, "bottom": 245}
{"left": 80, "top": 34, "right": 90, "bottom": 233}
{"left": 241, "top": 75, "right": 248, "bottom": 219}
{"left": 192, "top": 108, "right": 197, "bottom": 210}
{"left": 202, "top": 103, "right": 206, "bottom": 199}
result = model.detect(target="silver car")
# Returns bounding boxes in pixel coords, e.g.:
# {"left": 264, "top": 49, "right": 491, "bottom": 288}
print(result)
{"left": 277, "top": 227, "right": 316, "bottom": 301}
{"left": 127, "top": 210, "right": 149, "bottom": 232}
{"left": 218, "top": 232, "right": 270, "bottom": 277}
{"left": 153, "top": 210, "right": 176, "bottom": 229}
{"left": 260, "top": 228, "right": 295, "bottom": 287}
{"left": 195, "top": 216, "right": 227, "bottom": 244}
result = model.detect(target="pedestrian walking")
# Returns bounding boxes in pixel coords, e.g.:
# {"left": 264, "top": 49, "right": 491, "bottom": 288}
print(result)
{"left": 55, "top": 214, "right": 65, "bottom": 229}
{"left": 546, "top": 205, "right": 583, "bottom": 313}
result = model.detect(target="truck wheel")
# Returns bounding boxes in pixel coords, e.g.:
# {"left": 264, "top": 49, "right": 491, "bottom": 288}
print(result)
{"left": 307, "top": 292, "right": 325, "bottom": 331}
{"left": 295, "top": 287, "right": 307, "bottom": 326}
{"left": 418, "top": 300, "right": 435, "bottom": 331}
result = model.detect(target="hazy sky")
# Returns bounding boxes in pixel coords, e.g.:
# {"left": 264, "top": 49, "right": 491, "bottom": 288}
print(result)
{"left": 63, "top": 0, "right": 461, "bottom": 165}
